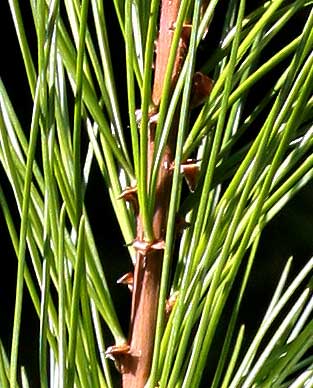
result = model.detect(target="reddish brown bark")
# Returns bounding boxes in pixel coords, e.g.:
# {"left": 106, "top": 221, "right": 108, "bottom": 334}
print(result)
{"left": 112, "top": 1, "right": 190, "bottom": 387}
{"left": 152, "top": 0, "right": 188, "bottom": 107}
{"left": 105, "top": 3, "right": 214, "bottom": 386}
{"left": 121, "top": 133, "right": 176, "bottom": 388}
{"left": 105, "top": 2, "right": 214, "bottom": 386}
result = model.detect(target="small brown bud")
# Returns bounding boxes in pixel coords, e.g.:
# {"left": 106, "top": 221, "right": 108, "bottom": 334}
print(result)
{"left": 190, "top": 72, "right": 214, "bottom": 108}
{"left": 117, "top": 272, "right": 134, "bottom": 292}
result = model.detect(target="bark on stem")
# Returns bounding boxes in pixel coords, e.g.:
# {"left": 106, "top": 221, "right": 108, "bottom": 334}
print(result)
{"left": 121, "top": 1, "right": 188, "bottom": 386}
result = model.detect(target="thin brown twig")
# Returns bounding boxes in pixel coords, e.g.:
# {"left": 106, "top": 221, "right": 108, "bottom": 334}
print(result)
{"left": 110, "top": 1, "right": 190, "bottom": 386}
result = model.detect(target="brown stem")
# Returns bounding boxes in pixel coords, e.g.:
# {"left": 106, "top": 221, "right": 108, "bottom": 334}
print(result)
{"left": 152, "top": 0, "right": 188, "bottom": 107}
{"left": 121, "top": 135, "right": 175, "bottom": 388}
{"left": 119, "top": 1, "right": 189, "bottom": 386}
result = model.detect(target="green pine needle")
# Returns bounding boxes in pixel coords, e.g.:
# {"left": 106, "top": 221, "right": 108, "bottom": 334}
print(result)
{"left": 1, "top": 1, "right": 313, "bottom": 387}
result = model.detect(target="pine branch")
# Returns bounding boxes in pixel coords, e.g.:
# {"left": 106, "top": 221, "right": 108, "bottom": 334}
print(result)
{"left": 109, "top": 1, "right": 190, "bottom": 386}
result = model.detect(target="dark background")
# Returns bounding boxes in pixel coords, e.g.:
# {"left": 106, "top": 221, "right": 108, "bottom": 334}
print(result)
{"left": 0, "top": 2, "right": 313, "bottom": 387}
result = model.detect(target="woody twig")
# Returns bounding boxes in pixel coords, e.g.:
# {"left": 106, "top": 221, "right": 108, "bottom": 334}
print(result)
{"left": 107, "top": 1, "right": 212, "bottom": 386}
{"left": 118, "top": 2, "right": 189, "bottom": 387}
